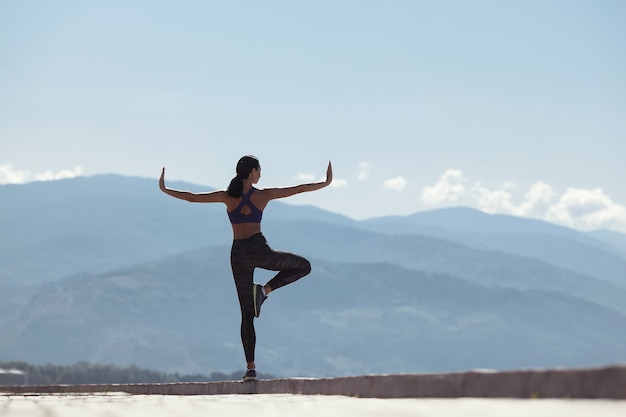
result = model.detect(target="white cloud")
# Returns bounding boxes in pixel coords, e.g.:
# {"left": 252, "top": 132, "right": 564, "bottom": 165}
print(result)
{"left": 470, "top": 180, "right": 556, "bottom": 217}
{"left": 421, "top": 169, "right": 466, "bottom": 204}
{"left": 357, "top": 162, "right": 370, "bottom": 180}
{"left": 383, "top": 176, "right": 407, "bottom": 192}
{"left": 421, "top": 170, "right": 626, "bottom": 232}
{"left": 515, "top": 181, "right": 557, "bottom": 218}
{"left": 35, "top": 166, "right": 84, "bottom": 181}
{"left": 0, "top": 164, "right": 83, "bottom": 185}
{"left": 546, "top": 188, "right": 626, "bottom": 232}
{"left": 0, "top": 164, "right": 31, "bottom": 184}
{"left": 471, "top": 183, "right": 515, "bottom": 213}
{"left": 330, "top": 178, "right": 348, "bottom": 188}
{"left": 297, "top": 173, "right": 316, "bottom": 182}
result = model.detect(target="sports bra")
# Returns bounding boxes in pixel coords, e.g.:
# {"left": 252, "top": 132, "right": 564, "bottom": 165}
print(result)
{"left": 228, "top": 187, "right": 263, "bottom": 224}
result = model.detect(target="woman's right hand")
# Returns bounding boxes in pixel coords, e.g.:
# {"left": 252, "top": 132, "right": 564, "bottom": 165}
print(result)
{"left": 159, "top": 167, "right": 166, "bottom": 191}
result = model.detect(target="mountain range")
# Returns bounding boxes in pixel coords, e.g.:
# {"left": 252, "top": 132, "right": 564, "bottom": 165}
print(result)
{"left": 1, "top": 174, "right": 625, "bottom": 377}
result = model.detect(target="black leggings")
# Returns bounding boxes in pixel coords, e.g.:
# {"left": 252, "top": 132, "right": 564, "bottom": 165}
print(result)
{"left": 230, "top": 233, "right": 311, "bottom": 363}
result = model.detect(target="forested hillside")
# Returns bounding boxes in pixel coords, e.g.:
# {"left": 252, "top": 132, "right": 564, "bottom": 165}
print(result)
{"left": 1, "top": 175, "right": 624, "bottom": 377}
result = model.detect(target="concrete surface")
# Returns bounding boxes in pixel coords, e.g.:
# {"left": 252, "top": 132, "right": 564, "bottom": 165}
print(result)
{"left": 1, "top": 365, "right": 625, "bottom": 399}
{"left": 1, "top": 394, "right": 625, "bottom": 417}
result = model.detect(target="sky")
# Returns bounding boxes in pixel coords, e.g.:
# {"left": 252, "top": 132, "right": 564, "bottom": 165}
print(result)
{"left": 2, "top": 1, "right": 625, "bottom": 233}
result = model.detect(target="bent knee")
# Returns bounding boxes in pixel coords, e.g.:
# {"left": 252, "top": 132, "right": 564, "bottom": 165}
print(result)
{"left": 302, "top": 259, "right": 312, "bottom": 276}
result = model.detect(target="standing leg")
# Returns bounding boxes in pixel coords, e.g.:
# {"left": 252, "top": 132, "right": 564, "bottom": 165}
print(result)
{"left": 230, "top": 233, "right": 312, "bottom": 376}
{"left": 231, "top": 244, "right": 257, "bottom": 370}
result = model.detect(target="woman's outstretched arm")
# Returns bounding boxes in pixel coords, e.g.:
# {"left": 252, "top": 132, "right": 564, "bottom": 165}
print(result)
{"left": 263, "top": 161, "right": 333, "bottom": 201}
{"left": 159, "top": 167, "right": 228, "bottom": 203}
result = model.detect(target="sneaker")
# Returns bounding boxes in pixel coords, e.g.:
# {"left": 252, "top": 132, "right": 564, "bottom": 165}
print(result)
{"left": 253, "top": 284, "right": 267, "bottom": 318}
{"left": 242, "top": 369, "right": 257, "bottom": 381}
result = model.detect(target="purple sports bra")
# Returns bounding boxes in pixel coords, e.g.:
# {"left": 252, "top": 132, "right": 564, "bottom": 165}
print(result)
{"left": 228, "top": 187, "right": 263, "bottom": 224}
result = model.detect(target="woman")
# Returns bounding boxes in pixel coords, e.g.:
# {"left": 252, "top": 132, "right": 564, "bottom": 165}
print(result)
{"left": 159, "top": 155, "right": 333, "bottom": 381}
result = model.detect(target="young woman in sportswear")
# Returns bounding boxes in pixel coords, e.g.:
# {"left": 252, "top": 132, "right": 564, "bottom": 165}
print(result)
{"left": 159, "top": 155, "right": 333, "bottom": 381}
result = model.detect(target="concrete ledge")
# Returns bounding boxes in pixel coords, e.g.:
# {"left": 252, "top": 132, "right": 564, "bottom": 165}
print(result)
{"left": 1, "top": 365, "right": 624, "bottom": 399}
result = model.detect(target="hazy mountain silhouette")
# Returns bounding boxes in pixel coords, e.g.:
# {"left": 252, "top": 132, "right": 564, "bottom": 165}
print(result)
{"left": 1, "top": 175, "right": 625, "bottom": 376}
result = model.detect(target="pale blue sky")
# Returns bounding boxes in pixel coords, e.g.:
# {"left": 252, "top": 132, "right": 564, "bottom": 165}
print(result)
{"left": 2, "top": 1, "right": 625, "bottom": 232}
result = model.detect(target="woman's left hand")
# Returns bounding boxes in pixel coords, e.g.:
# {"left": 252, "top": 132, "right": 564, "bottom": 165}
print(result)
{"left": 324, "top": 161, "right": 333, "bottom": 186}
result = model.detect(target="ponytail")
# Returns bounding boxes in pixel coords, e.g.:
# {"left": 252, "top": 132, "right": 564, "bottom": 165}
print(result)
{"left": 227, "top": 155, "right": 259, "bottom": 198}
{"left": 227, "top": 176, "right": 244, "bottom": 198}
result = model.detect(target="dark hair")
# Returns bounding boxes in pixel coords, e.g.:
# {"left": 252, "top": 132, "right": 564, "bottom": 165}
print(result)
{"left": 227, "top": 155, "right": 260, "bottom": 198}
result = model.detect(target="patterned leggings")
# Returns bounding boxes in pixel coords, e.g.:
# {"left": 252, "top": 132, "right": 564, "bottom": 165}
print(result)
{"left": 230, "top": 233, "right": 311, "bottom": 363}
